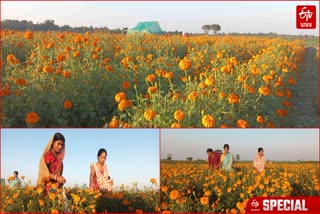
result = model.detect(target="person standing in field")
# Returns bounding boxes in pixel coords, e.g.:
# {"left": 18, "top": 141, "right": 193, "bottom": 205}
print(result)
{"left": 37, "top": 132, "right": 67, "bottom": 191}
{"left": 8, "top": 171, "right": 22, "bottom": 188}
{"left": 207, "top": 148, "right": 221, "bottom": 170}
{"left": 253, "top": 147, "right": 266, "bottom": 173}
{"left": 90, "top": 148, "right": 113, "bottom": 192}
{"left": 220, "top": 144, "right": 234, "bottom": 171}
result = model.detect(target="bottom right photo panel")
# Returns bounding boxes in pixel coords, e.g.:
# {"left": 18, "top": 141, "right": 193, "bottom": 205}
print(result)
{"left": 160, "top": 129, "right": 319, "bottom": 213}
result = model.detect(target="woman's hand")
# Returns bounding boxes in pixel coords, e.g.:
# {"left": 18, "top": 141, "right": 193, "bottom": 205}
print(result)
{"left": 57, "top": 175, "right": 66, "bottom": 184}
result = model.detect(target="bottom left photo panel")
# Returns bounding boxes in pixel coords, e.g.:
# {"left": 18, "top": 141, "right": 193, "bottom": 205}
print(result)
{"left": 1, "top": 128, "right": 160, "bottom": 213}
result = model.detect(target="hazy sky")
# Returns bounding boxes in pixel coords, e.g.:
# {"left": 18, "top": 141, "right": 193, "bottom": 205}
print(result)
{"left": 1, "top": 1, "right": 319, "bottom": 35}
{"left": 1, "top": 129, "right": 159, "bottom": 188}
{"left": 161, "top": 129, "right": 319, "bottom": 161}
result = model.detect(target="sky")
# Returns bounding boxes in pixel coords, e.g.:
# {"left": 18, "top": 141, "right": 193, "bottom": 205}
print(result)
{"left": 1, "top": 1, "right": 319, "bottom": 35}
{"left": 1, "top": 129, "right": 159, "bottom": 189}
{"left": 160, "top": 129, "right": 319, "bottom": 161}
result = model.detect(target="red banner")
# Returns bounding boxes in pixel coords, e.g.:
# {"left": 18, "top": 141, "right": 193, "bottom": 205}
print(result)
{"left": 246, "top": 197, "right": 320, "bottom": 213}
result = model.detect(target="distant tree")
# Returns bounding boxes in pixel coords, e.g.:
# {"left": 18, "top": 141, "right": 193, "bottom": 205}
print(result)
{"left": 201, "top": 25, "right": 211, "bottom": 34}
{"left": 210, "top": 24, "right": 221, "bottom": 35}
{"left": 186, "top": 157, "right": 193, "bottom": 161}
{"left": 236, "top": 154, "right": 240, "bottom": 161}
{"left": 167, "top": 154, "right": 172, "bottom": 161}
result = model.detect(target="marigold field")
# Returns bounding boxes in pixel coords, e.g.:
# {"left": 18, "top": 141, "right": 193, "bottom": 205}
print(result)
{"left": 1, "top": 178, "right": 159, "bottom": 213}
{"left": 1, "top": 30, "right": 314, "bottom": 127}
{"left": 160, "top": 162, "right": 319, "bottom": 213}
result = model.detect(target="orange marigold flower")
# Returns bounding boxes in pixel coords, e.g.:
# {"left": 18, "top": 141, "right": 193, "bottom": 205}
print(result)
{"left": 118, "top": 99, "right": 131, "bottom": 111}
{"left": 219, "top": 92, "right": 226, "bottom": 99}
{"left": 258, "top": 87, "right": 270, "bottom": 96}
{"left": 199, "top": 82, "right": 207, "bottom": 89}
{"left": 256, "top": 115, "right": 264, "bottom": 124}
{"left": 105, "top": 65, "right": 114, "bottom": 72}
{"left": 64, "top": 100, "right": 72, "bottom": 109}
{"left": 64, "top": 46, "right": 71, "bottom": 52}
{"left": 26, "top": 112, "right": 39, "bottom": 125}
{"left": 174, "top": 110, "right": 185, "bottom": 121}
{"left": 170, "top": 190, "right": 179, "bottom": 200}
{"left": 92, "top": 53, "right": 99, "bottom": 59}
{"left": 150, "top": 178, "right": 157, "bottom": 184}
{"left": 62, "top": 71, "right": 71, "bottom": 78}
{"left": 148, "top": 86, "right": 157, "bottom": 94}
{"left": 146, "top": 74, "right": 156, "bottom": 82}
{"left": 7, "top": 54, "right": 16, "bottom": 62}
{"left": 47, "top": 42, "right": 54, "bottom": 49}
{"left": 43, "top": 65, "right": 53, "bottom": 73}
{"left": 73, "top": 51, "right": 81, "bottom": 57}
{"left": 276, "top": 90, "right": 284, "bottom": 97}
{"left": 115, "top": 92, "right": 126, "bottom": 103}
{"left": 109, "top": 117, "right": 119, "bottom": 128}
{"left": 24, "top": 31, "right": 34, "bottom": 39}
{"left": 171, "top": 122, "right": 182, "bottom": 128}
{"left": 277, "top": 109, "right": 288, "bottom": 117}
{"left": 161, "top": 186, "right": 168, "bottom": 192}
{"left": 266, "top": 121, "right": 275, "bottom": 128}
{"left": 16, "top": 78, "right": 27, "bottom": 86}
{"left": 247, "top": 86, "right": 255, "bottom": 94}
{"left": 202, "top": 115, "right": 215, "bottom": 128}
{"left": 122, "top": 82, "right": 130, "bottom": 90}
{"left": 56, "top": 53, "right": 66, "bottom": 62}
{"left": 144, "top": 109, "right": 156, "bottom": 121}
{"left": 136, "top": 209, "right": 143, "bottom": 214}
{"left": 204, "top": 190, "right": 211, "bottom": 196}
{"left": 164, "top": 71, "right": 174, "bottom": 79}
{"left": 51, "top": 208, "right": 59, "bottom": 214}
{"left": 228, "top": 93, "right": 239, "bottom": 104}
{"left": 236, "top": 119, "right": 249, "bottom": 128}
{"left": 220, "top": 124, "right": 230, "bottom": 128}
{"left": 200, "top": 196, "right": 209, "bottom": 205}
{"left": 188, "top": 91, "right": 198, "bottom": 101}
{"left": 286, "top": 89, "right": 292, "bottom": 99}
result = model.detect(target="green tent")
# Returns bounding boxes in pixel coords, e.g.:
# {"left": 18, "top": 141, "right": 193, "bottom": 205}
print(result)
{"left": 127, "top": 21, "right": 164, "bottom": 35}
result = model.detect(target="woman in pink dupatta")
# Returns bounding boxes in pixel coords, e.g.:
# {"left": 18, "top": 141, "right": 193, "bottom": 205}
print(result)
{"left": 89, "top": 148, "right": 113, "bottom": 192}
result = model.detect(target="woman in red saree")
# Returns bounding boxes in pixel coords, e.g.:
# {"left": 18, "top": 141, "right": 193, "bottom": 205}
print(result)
{"left": 37, "top": 132, "right": 66, "bottom": 191}
{"left": 90, "top": 148, "right": 113, "bottom": 192}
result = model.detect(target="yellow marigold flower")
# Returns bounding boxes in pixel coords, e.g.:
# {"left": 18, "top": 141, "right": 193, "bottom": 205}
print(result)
{"left": 258, "top": 87, "right": 270, "bottom": 96}
{"left": 256, "top": 115, "right": 264, "bottom": 124}
{"left": 115, "top": 92, "right": 126, "bottom": 103}
{"left": 202, "top": 115, "right": 215, "bottom": 128}
{"left": 179, "top": 57, "right": 192, "bottom": 70}
{"left": 144, "top": 109, "right": 156, "bottom": 121}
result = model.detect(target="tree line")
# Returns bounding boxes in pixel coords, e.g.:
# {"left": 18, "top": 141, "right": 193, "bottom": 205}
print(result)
{"left": 1, "top": 19, "right": 113, "bottom": 33}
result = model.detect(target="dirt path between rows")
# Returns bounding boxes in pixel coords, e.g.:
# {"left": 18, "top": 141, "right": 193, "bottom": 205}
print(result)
{"left": 289, "top": 47, "right": 319, "bottom": 127}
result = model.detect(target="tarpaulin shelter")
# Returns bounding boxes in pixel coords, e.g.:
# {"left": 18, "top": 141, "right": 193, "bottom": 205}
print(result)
{"left": 127, "top": 21, "right": 164, "bottom": 35}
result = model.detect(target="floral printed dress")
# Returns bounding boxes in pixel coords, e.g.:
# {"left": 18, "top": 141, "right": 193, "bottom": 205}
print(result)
{"left": 90, "top": 163, "right": 113, "bottom": 192}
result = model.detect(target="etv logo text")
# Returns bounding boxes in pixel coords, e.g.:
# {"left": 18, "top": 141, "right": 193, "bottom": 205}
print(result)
{"left": 263, "top": 199, "right": 308, "bottom": 211}
{"left": 296, "top": 5, "right": 316, "bottom": 29}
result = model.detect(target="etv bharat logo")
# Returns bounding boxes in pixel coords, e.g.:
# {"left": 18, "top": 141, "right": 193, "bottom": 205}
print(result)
{"left": 250, "top": 199, "right": 260, "bottom": 211}
{"left": 296, "top": 5, "right": 316, "bottom": 29}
